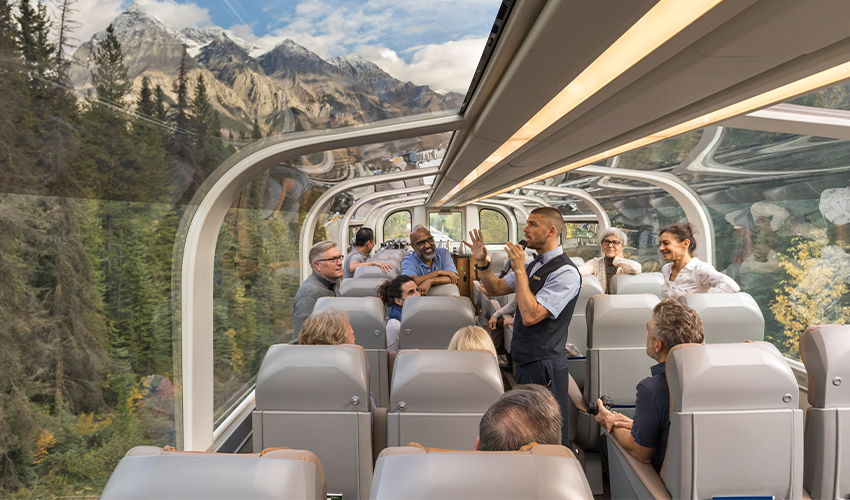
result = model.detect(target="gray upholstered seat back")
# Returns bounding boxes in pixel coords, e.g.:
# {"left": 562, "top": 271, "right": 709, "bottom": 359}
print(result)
{"left": 253, "top": 344, "right": 372, "bottom": 499}
{"left": 678, "top": 292, "right": 764, "bottom": 343}
{"left": 367, "top": 257, "right": 401, "bottom": 272}
{"left": 585, "top": 294, "right": 659, "bottom": 407}
{"left": 314, "top": 297, "right": 386, "bottom": 349}
{"left": 488, "top": 250, "right": 509, "bottom": 277}
{"left": 387, "top": 350, "right": 503, "bottom": 449}
{"left": 370, "top": 445, "right": 593, "bottom": 499}
{"left": 800, "top": 325, "right": 850, "bottom": 500}
{"left": 664, "top": 343, "right": 803, "bottom": 499}
{"left": 340, "top": 278, "right": 389, "bottom": 297}
{"left": 354, "top": 266, "right": 398, "bottom": 279}
{"left": 398, "top": 296, "right": 475, "bottom": 349}
{"left": 568, "top": 275, "right": 603, "bottom": 392}
{"left": 313, "top": 297, "right": 389, "bottom": 406}
{"left": 101, "top": 446, "right": 326, "bottom": 500}
{"left": 427, "top": 283, "right": 460, "bottom": 296}
{"left": 569, "top": 256, "right": 585, "bottom": 267}
{"left": 609, "top": 272, "right": 663, "bottom": 298}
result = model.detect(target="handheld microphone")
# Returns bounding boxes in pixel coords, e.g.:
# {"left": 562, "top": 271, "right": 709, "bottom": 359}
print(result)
{"left": 499, "top": 240, "right": 527, "bottom": 278}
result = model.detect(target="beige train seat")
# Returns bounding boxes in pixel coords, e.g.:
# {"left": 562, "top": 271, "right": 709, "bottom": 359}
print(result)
{"left": 398, "top": 296, "right": 475, "bottom": 349}
{"left": 340, "top": 277, "right": 389, "bottom": 297}
{"left": 573, "top": 293, "right": 659, "bottom": 494}
{"left": 427, "top": 283, "right": 461, "bottom": 296}
{"left": 607, "top": 342, "right": 803, "bottom": 499}
{"left": 353, "top": 266, "right": 398, "bottom": 279}
{"left": 368, "top": 257, "right": 401, "bottom": 272}
{"left": 800, "top": 325, "right": 850, "bottom": 500}
{"left": 313, "top": 297, "right": 389, "bottom": 407}
{"left": 387, "top": 350, "right": 503, "bottom": 449}
{"left": 679, "top": 292, "right": 764, "bottom": 343}
{"left": 370, "top": 444, "right": 593, "bottom": 499}
{"left": 568, "top": 274, "right": 603, "bottom": 392}
{"left": 569, "top": 256, "right": 585, "bottom": 267}
{"left": 252, "top": 344, "right": 372, "bottom": 500}
{"left": 100, "top": 446, "right": 326, "bottom": 500}
{"left": 610, "top": 272, "right": 664, "bottom": 298}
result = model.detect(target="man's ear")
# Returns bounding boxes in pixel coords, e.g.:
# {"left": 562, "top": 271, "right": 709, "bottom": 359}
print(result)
{"left": 394, "top": 297, "right": 403, "bottom": 307}
{"left": 475, "top": 436, "right": 481, "bottom": 451}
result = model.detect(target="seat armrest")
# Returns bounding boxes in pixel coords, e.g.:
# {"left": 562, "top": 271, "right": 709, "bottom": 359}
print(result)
{"left": 608, "top": 434, "right": 671, "bottom": 500}
{"left": 373, "top": 407, "right": 388, "bottom": 465}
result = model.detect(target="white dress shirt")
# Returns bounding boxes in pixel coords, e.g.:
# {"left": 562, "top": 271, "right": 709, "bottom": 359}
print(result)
{"left": 661, "top": 257, "right": 740, "bottom": 300}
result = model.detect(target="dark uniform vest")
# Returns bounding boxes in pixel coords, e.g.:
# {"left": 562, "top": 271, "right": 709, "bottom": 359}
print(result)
{"left": 512, "top": 253, "right": 581, "bottom": 367}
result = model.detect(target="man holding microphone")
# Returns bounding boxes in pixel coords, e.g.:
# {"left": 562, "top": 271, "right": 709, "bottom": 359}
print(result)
{"left": 464, "top": 207, "right": 581, "bottom": 445}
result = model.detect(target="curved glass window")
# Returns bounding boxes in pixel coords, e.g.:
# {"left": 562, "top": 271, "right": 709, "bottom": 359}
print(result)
{"left": 429, "top": 212, "right": 463, "bottom": 243}
{"left": 480, "top": 209, "right": 509, "bottom": 244}
{"left": 384, "top": 211, "right": 412, "bottom": 240}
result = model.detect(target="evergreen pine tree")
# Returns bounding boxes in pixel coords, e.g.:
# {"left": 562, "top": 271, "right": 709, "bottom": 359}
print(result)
{"left": 53, "top": 0, "right": 78, "bottom": 88}
{"left": 90, "top": 23, "right": 130, "bottom": 107}
{"left": 153, "top": 83, "right": 167, "bottom": 122}
{"left": 137, "top": 76, "right": 155, "bottom": 118}
{"left": 251, "top": 117, "right": 262, "bottom": 140}
{"left": 16, "top": 0, "right": 54, "bottom": 99}
{"left": 172, "top": 50, "right": 190, "bottom": 143}
{"left": 190, "top": 73, "right": 211, "bottom": 142}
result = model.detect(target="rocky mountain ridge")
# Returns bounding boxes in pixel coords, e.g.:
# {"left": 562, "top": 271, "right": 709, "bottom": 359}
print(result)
{"left": 70, "top": 3, "right": 464, "bottom": 135}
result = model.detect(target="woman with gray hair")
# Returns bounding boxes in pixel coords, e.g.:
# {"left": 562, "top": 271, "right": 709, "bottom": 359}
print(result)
{"left": 578, "top": 227, "right": 641, "bottom": 293}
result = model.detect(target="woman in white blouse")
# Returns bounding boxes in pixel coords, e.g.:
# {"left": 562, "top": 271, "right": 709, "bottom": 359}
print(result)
{"left": 659, "top": 223, "right": 740, "bottom": 300}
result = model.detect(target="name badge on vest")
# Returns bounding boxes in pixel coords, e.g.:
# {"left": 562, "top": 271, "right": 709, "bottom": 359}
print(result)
{"left": 532, "top": 276, "right": 541, "bottom": 281}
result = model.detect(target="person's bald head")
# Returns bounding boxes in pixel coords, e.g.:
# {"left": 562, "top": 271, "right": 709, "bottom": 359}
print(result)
{"left": 477, "top": 384, "right": 562, "bottom": 451}
{"left": 410, "top": 227, "right": 436, "bottom": 261}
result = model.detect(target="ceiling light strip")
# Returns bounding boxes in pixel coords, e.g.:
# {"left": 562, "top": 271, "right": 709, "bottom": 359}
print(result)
{"left": 460, "top": 60, "right": 850, "bottom": 205}
{"left": 436, "top": 0, "right": 724, "bottom": 206}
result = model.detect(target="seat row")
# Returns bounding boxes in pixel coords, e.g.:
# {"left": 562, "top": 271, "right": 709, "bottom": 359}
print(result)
{"left": 101, "top": 443, "right": 594, "bottom": 500}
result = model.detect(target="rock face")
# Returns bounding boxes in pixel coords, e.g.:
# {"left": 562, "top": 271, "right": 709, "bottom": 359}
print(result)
{"left": 70, "top": 2, "right": 462, "bottom": 134}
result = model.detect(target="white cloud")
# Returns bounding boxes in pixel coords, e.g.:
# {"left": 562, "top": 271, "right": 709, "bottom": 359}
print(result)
{"left": 53, "top": 0, "right": 123, "bottom": 44}
{"left": 131, "top": 0, "right": 213, "bottom": 30}
{"left": 356, "top": 38, "right": 485, "bottom": 93}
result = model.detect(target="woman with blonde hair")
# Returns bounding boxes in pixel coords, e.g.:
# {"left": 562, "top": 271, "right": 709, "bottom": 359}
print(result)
{"left": 298, "top": 308, "right": 355, "bottom": 346}
{"left": 448, "top": 325, "right": 498, "bottom": 359}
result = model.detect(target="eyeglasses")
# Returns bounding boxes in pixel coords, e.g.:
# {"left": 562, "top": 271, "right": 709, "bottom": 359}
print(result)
{"left": 602, "top": 239, "right": 622, "bottom": 247}
{"left": 412, "top": 237, "right": 435, "bottom": 248}
{"left": 316, "top": 255, "right": 344, "bottom": 263}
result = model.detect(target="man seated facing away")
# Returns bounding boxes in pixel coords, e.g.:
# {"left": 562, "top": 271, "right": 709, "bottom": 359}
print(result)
{"left": 291, "top": 241, "right": 343, "bottom": 344}
{"left": 476, "top": 384, "right": 562, "bottom": 451}
{"left": 401, "top": 226, "right": 458, "bottom": 295}
{"left": 343, "top": 227, "right": 394, "bottom": 279}
{"left": 594, "top": 299, "right": 704, "bottom": 472}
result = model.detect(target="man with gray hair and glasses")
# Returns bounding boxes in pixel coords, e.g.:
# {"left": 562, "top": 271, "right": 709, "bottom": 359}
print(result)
{"left": 291, "top": 241, "right": 343, "bottom": 343}
{"left": 476, "top": 384, "right": 563, "bottom": 451}
{"left": 594, "top": 299, "right": 704, "bottom": 472}
{"left": 578, "top": 227, "right": 641, "bottom": 294}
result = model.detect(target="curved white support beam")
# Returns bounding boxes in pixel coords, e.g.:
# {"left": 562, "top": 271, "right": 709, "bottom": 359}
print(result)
{"left": 520, "top": 186, "right": 611, "bottom": 232}
{"left": 178, "top": 114, "right": 462, "bottom": 452}
{"left": 576, "top": 165, "right": 714, "bottom": 264}
{"left": 300, "top": 166, "right": 439, "bottom": 281}
{"left": 368, "top": 199, "right": 434, "bottom": 238}
{"left": 338, "top": 186, "right": 431, "bottom": 244}
{"left": 496, "top": 193, "right": 552, "bottom": 207}
{"left": 356, "top": 194, "right": 429, "bottom": 228}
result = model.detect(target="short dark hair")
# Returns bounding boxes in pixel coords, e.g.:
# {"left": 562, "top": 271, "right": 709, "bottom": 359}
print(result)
{"left": 659, "top": 222, "right": 697, "bottom": 256}
{"left": 530, "top": 207, "right": 565, "bottom": 235}
{"left": 355, "top": 227, "right": 374, "bottom": 247}
{"left": 478, "top": 384, "right": 561, "bottom": 451}
{"left": 376, "top": 275, "right": 415, "bottom": 307}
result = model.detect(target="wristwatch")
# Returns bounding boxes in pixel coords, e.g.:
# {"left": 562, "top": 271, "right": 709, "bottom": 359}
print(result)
{"left": 475, "top": 255, "right": 491, "bottom": 271}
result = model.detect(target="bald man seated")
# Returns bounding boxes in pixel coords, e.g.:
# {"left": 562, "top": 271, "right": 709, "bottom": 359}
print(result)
{"left": 401, "top": 226, "right": 458, "bottom": 295}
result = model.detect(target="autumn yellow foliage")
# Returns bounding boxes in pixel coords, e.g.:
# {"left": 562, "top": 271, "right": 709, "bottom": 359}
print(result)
{"left": 31, "top": 429, "right": 56, "bottom": 465}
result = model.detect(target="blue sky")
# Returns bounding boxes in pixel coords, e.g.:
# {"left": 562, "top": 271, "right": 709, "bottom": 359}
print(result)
{"left": 66, "top": 0, "right": 503, "bottom": 92}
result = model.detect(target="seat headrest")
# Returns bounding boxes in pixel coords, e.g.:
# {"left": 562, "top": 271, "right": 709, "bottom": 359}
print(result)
{"left": 575, "top": 275, "right": 603, "bottom": 313}
{"left": 390, "top": 350, "right": 503, "bottom": 412}
{"left": 313, "top": 297, "right": 386, "bottom": 349}
{"left": 103, "top": 446, "right": 326, "bottom": 500}
{"left": 255, "top": 344, "right": 369, "bottom": 411}
{"left": 399, "top": 296, "right": 475, "bottom": 349}
{"left": 800, "top": 325, "right": 850, "bottom": 407}
{"left": 426, "top": 284, "right": 461, "bottom": 297}
{"left": 678, "top": 293, "right": 764, "bottom": 343}
{"left": 666, "top": 343, "right": 798, "bottom": 412}
{"left": 586, "top": 294, "right": 660, "bottom": 348}
{"left": 609, "top": 273, "right": 664, "bottom": 297}
{"left": 372, "top": 445, "right": 592, "bottom": 499}
{"left": 339, "top": 277, "right": 389, "bottom": 297}
{"left": 354, "top": 266, "right": 398, "bottom": 279}
{"left": 569, "top": 256, "right": 585, "bottom": 267}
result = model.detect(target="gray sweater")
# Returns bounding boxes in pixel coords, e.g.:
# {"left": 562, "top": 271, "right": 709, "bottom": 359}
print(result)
{"left": 290, "top": 271, "right": 339, "bottom": 343}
